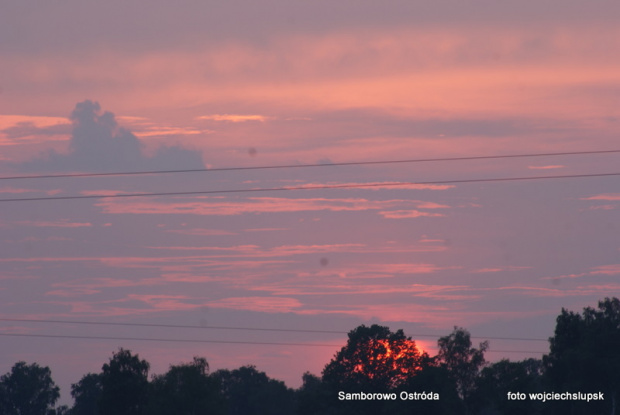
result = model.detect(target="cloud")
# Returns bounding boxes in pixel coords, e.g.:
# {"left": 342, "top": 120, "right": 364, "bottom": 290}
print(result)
{"left": 166, "top": 228, "right": 237, "bottom": 236}
{"left": 379, "top": 210, "right": 445, "bottom": 219}
{"left": 527, "top": 165, "right": 564, "bottom": 170}
{"left": 581, "top": 193, "right": 620, "bottom": 201}
{"left": 95, "top": 196, "right": 451, "bottom": 216}
{"left": 208, "top": 296, "right": 302, "bottom": 313}
{"left": 197, "top": 114, "right": 271, "bottom": 122}
{"left": 1, "top": 121, "right": 71, "bottom": 140}
{"left": 15, "top": 220, "right": 92, "bottom": 228}
{"left": 22, "top": 100, "right": 204, "bottom": 172}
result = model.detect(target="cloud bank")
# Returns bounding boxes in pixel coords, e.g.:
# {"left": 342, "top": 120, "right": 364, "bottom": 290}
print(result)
{"left": 23, "top": 100, "right": 204, "bottom": 173}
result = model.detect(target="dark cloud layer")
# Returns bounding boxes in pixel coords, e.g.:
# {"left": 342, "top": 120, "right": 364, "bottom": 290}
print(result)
{"left": 22, "top": 100, "right": 204, "bottom": 173}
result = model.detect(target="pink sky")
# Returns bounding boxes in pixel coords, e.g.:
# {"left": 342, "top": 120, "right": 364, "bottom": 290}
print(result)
{"left": 1, "top": 0, "right": 620, "bottom": 405}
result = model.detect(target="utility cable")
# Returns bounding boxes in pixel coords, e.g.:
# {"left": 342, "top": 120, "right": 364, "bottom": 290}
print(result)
{"left": 0, "top": 332, "right": 547, "bottom": 354}
{"left": 0, "top": 317, "right": 549, "bottom": 342}
{"left": 1, "top": 149, "right": 619, "bottom": 181}
{"left": 1, "top": 172, "right": 619, "bottom": 203}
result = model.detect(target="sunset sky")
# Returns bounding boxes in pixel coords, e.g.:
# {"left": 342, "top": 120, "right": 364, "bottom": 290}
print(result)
{"left": 1, "top": 0, "right": 620, "bottom": 403}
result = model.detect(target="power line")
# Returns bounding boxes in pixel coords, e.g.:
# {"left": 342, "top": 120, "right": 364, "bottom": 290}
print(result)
{"left": 1, "top": 149, "right": 619, "bottom": 181}
{"left": 1, "top": 172, "right": 619, "bottom": 203}
{"left": 0, "top": 318, "right": 549, "bottom": 342}
{"left": 0, "top": 332, "right": 547, "bottom": 354}
{"left": 0, "top": 332, "right": 340, "bottom": 347}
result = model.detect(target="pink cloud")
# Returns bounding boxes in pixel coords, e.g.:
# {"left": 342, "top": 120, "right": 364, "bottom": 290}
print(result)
{"left": 590, "top": 264, "right": 620, "bottom": 275}
{"left": 96, "top": 196, "right": 450, "bottom": 216}
{"left": 80, "top": 189, "right": 134, "bottom": 196}
{"left": 587, "top": 205, "right": 616, "bottom": 210}
{"left": 0, "top": 187, "right": 39, "bottom": 194}
{"left": 295, "top": 303, "right": 539, "bottom": 328}
{"left": 0, "top": 115, "right": 68, "bottom": 130}
{"left": 148, "top": 242, "right": 445, "bottom": 257}
{"left": 45, "top": 288, "right": 100, "bottom": 297}
{"left": 287, "top": 182, "right": 454, "bottom": 191}
{"left": 542, "top": 264, "right": 620, "bottom": 280}
{"left": 125, "top": 294, "right": 199, "bottom": 311}
{"left": 470, "top": 266, "right": 532, "bottom": 273}
{"left": 379, "top": 210, "right": 445, "bottom": 219}
{"left": 581, "top": 193, "right": 620, "bottom": 201}
{"left": 208, "top": 297, "right": 302, "bottom": 313}
{"left": 249, "top": 281, "right": 467, "bottom": 297}
{"left": 166, "top": 228, "right": 237, "bottom": 236}
{"left": 54, "top": 277, "right": 165, "bottom": 289}
{"left": 15, "top": 220, "right": 92, "bottom": 228}
{"left": 244, "top": 228, "right": 288, "bottom": 232}
{"left": 527, "top": 165, "right": 565, "bottom": 170}
{"left": 197, "top": 114, "right": 271, "bottom": 122}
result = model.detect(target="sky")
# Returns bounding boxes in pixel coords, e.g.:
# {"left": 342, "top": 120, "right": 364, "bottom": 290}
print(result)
{"left": 1, "top": 0, "right": 620, "bottom": 405}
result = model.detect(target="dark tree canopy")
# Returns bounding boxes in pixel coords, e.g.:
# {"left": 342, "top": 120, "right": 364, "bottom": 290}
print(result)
{"left": 99, "top": 348, "right": 150, "bottom": 415}
{"left": 148, "top": 356, "right": 224, "bottom": 415}
{"left": 322, "top": 324, "right": 428, "bottom": 391}
{"left": 472, "top": 358, "right": 543, "bottom": 415}
{"left": 544, "top": 297, "right": 620, "bottom": 414}
{"left": 70, "top": 373, "right": 102, "bottom": 415}
{"left": 437, "top": 327, "right": 488, "bottom": 404}
{"left": 0, "top": 361, "right": 60, "bottom": 415}
{"left": 213, "top": 365, "right": 295, "bottom": 415}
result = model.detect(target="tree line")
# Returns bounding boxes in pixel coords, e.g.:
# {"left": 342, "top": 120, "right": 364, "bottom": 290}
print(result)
{"left": 1, "top": 297, "right": 618, "bottom": 415}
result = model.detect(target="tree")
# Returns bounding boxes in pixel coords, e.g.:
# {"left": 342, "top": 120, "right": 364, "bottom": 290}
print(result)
{"left": 296, "top": 372, "right": 339, "bottom": 415}
{"left": 544, "top": 297, "right": 620, "bottom": 415}
{"left": 148, "top": 357, "right": 224, "bottom": 415}
{"left": 471, "top": 358, "right": 543, "bottom": 415}
{"left": 213, "top": 365, "right": 295, "bottom": 415}
{"left": 69, "top": 373, "right": 102, "bottom": 415}
{"left": 437, "top": 327, "right": 488, "bottom": 412}
{"left": 99, "top": 348, "right": 150, "bottom": 415}
{"left": 320, "top": 325, "right": 430, "bottom": 415}
{"left": 0, "top": 361, "right": 60, "bottom": 415}
{"left": 322, "top": 324, "right": 427, "bottom": 392}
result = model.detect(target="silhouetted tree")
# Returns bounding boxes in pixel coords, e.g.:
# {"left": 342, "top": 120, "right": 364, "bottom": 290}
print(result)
{"left": 437, "top": 327, "right": 487, "bottom": 413}
{"left": 50, "top": 406, "right": 70, "bottom": 415}
{"left": 0, "top": 361, "right": 60, "bottom": 415}
{"left": 471, "top": 358, "right": 543, "bottom": 415}
{"left": 69, "top": 373, "right": 102, "bottom": 415}
{"left": 323, "top": 324, "right": 427, "bottom": 391}
{"left": 99, "top": 348, "right": 150, "bottom": 415}
{"left": 320, "top": 324, "right": 429, "bottom": 415}
{"left": 296, "top": 372, "right": 339, "bottom": 415}
{"left": 148, "top": 356, "right": 224, "bottom": 415}
{"left": 213, "top": 365, "right": 295, "bottom": 415}
{"left": 401, "top": 363, "right": 462, "bottom": 415}
{"left": 544, "top": 297, "right": 620, "bottom": 415}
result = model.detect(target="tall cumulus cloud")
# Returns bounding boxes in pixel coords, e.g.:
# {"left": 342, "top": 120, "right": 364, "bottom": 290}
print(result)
{"left": 24, "top": 100, "right": 204, "bottom": 172}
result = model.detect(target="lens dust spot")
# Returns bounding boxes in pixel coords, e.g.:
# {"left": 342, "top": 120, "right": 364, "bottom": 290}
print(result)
{"left": 320, "top": 257, "right": 329, "bottom": 267}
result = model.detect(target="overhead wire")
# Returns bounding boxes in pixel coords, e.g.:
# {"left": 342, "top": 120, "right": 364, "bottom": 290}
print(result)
{"left": 0, "top": 149, "right": 614, "bottom": 357}
{"left": 1, "top": 172, "right": 619, "bottom": 203}
{"left": 0, "top": 317, "right": 549, "bottom": 342}
{"left": 0, "top": 149, "right": 619, "bottom": 181}
{"left": 0, "top": 333, "right": 547, "bottom": 354}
